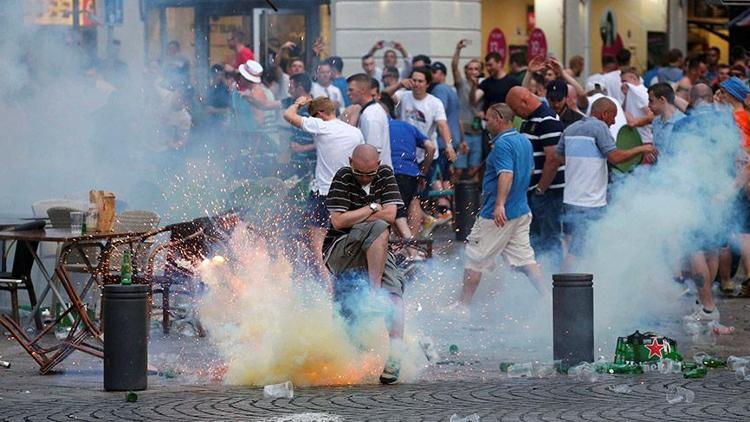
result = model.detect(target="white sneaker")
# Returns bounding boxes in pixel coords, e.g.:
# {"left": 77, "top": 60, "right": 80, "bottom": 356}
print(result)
{"left": 682, "top": 307, "right": 720, "bottom": 323}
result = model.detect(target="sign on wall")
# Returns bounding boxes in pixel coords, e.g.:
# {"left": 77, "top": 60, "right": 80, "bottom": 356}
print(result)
{"left": 527, "top": 27, "right": 547, "bottom": 59}
{"left": 486, "top": 28, "right": 507, "bottom": 66}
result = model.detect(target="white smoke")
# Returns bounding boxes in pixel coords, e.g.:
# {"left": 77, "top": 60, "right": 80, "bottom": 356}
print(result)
{"left": 573, "top": 106, "right": 740, "bottom": 347}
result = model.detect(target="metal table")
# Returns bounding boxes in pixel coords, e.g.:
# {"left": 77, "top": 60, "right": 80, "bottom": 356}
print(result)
{"left": 0, "top": 228, "right": 152, "bottom": 373}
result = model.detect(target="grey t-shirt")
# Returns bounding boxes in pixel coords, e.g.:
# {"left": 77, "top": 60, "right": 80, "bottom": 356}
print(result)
{"left": 457, "top": 79, "right": 483, "bottom": 131}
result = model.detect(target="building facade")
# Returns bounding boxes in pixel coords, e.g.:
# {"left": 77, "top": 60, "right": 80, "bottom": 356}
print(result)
{"left": 17, "top": 0, "right": 746, "bottom": 87}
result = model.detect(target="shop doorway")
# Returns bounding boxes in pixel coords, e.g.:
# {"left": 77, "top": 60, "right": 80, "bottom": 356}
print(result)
{"left": 253, "top": 8, "right": 307, "bottom": 70}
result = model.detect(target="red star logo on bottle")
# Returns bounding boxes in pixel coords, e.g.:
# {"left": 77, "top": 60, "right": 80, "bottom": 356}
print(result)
{"left": 645, "top": 337, "right": 664, "bottom": 359}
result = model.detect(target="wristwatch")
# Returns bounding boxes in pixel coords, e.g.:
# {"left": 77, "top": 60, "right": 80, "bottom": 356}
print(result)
{"left": 369, "top": 203, "right": 379, "bottom": 212}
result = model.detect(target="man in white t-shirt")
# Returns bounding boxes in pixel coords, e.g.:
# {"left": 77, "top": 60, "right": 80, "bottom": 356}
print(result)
{"left": 599, "top": 54, "right": 623, "bottom": 105}
{"left": 311, "top": 62, "right": 345, "bottom": 115}
{"left": 283, "top": 96, "right": 364, "bottom": 291}
{"left": 384, "top": 67, "right": 457, "bottom": 234}
{"left": 346, "top": 73, "right": 392, "bottom": 167}
{"left": 384, "top": 67, "right": 457, "bottom": 162}
{"left": 620, "top": 67, "right": 654, "bottom": 146}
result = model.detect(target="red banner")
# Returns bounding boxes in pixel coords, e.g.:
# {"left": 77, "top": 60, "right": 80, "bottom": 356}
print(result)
{"left": 486, "top": 28, "right": 507, "bottom": 66}
{"left": 527, "top": 28, "right": 548, "bottom": 59}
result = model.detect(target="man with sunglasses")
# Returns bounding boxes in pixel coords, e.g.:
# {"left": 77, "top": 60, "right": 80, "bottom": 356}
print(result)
{"left": 324, "top": 144, "right": 406, "bottom": 384}
{"left": 284, "top": 96, "right": 364, "bottom": 291}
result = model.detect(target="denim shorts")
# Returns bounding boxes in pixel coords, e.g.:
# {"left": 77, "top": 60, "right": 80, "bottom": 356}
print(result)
{"left": 562, "top": 204, "right": 605, "bottom": 256}
{"left": 454, "top": 133, "right": 483, "bottom": 169}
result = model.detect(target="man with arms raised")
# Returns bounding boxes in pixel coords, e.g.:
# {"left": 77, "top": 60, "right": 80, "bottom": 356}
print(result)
{"left": 284, "top": 96, "right": 364, "bottom": 291}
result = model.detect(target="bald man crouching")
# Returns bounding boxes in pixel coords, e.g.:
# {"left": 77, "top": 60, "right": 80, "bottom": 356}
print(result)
{"left": 323, "top": 144, "right": 406, "bottom": 384}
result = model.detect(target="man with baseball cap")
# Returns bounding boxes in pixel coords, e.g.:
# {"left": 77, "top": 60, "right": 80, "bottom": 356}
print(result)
{"left": 546, "top": 79, "right": 584, "bottom": 128}
{"left": 719, "top": 77, "right": 750, "bottom": 151}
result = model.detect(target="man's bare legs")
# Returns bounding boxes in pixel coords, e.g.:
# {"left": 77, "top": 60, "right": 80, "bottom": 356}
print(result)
{"left": 518, "top": 262, "right": 550, "bottom": 295}
{"left": 459, "top": 263, "right": 548, "bottom": 306}
{"left": 394, "top": 217, "right": 418, "bottom": 258}
{"left": 310, "top": 226, "right": 331, "bottom": 291}
{"left": 690, "top": 251, "right": 719, "bottom": 311}
{"left": 718, "top": 246, "right": 734, "bottom": 291}
{"left": 365, "top": 228, "right": 389, "bottom": 290}
{"left": 459, "top": 268, "right": 482, "bottom": 305}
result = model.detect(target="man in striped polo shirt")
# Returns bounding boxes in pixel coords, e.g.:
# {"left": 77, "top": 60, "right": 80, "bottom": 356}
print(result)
{"left": 323, "top": 144, "right": 406, "bottom": 384}
{"left": 555, "top": 98, "right": 656, "bottom": 270}
{"left": 507, "top": 86, "right": 565, "bottom": 265}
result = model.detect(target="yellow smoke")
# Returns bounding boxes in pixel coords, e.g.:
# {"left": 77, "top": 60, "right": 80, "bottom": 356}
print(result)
{"left": 196, "top": 226, "right": 391, "bottom": 386}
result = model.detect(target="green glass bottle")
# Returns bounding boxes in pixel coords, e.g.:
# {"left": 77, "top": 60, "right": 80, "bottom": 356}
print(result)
{"left": 120, "top": 250, "right": 132, "bottom": 285}
{"left": 598, "top": 363, "right": 643, "bottom": 374}
{"left": 683, "top": 367, "right": 707, "bottom": 379}
{"left": 702, "top": 356, "right": 726, "bottom": 368}
{"left": 448, "top": 344, "right": 459, "bottom": 355}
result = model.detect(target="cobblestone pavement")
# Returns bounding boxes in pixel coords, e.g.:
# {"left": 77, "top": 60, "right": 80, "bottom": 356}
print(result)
{"left": 2, "top": 230, "right": 750, "bottom": 421}
{"left": 2, "top": 298, "right": 750, "bottom": 422}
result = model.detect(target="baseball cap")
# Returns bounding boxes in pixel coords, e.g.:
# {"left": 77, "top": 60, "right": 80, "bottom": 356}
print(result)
{"left": 239, "top": 60, "right": 263, "bottom": 83}
{"left": 431, "top": 62, "right": 448, "bottom": 74}
{"left": 720, "top": 76, "right": 750, "bottom": 102}
{"left": 546, "top": 79, "right": 568, "bottom": 102}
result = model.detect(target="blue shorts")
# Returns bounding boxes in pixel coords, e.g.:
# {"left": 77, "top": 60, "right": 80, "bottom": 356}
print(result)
{"left": 454, "top": 133, "right": 483, "bottom": 169}
{"left": 562, "top": 204, "right": 605, "bottom": 256}
{"left": 303, "top": 192, "right": 330, "bottom": 228}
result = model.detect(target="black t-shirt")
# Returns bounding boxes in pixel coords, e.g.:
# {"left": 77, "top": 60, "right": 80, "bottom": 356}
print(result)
{"left": 559, "top": 106, "right": 585, "bottom": 129}
{"left": 479, "top": 75, "right": 521, "bottom": 111}
{"left": 323, "top": 165, "right": 403, "bottom": 252}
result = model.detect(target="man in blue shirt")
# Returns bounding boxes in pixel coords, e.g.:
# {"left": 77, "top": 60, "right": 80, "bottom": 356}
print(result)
{"left": 390, "top": 117, "right": 436, "bottom": 256}
{"left": 455, "top": 103, "right": 548, "bottom": 307}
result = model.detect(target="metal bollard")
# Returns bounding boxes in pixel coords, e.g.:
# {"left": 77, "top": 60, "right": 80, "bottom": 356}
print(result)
{"left": 552, "top": 273, "right": 594, "bottom": 368}
{"left": 454, "top": 181, "right": 480, "bottom": 241}
{"left": 103, "top": 284, "right": 149, "bottom": 391}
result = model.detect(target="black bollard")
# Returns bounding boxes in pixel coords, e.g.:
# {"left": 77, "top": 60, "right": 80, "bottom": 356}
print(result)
{"left": 103, "top": 284, "right": 149, "bottom": 391}
{"left": 454, "top": 180, "right": 480, "bottom": 241}
{"left": 552, "top": 273, "right": 594, "bottom": 368}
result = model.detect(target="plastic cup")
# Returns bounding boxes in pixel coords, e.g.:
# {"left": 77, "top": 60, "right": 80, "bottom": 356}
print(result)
{"left": 263, "top": 381, "right": 293, "bottom": 398}
{"left": 70, "top": 211, "right": 84, "bottom": 235}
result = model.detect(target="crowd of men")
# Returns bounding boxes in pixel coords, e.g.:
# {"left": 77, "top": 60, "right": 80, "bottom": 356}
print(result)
{"left": 181, "top": 34, "right": 750, "bottom": 385}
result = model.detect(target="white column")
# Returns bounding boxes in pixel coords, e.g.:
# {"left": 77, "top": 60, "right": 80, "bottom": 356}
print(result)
{"left": 330, "top": 0, "right": 481, "bottom": 84}
{"left": 534, "top": 0, "right": 565, "bottom": 59}
{"left": 564, "top": 0, "right": 591, "bottom": 80}
{"left": 667, "top": 0, "right": 687, "bottom": 53}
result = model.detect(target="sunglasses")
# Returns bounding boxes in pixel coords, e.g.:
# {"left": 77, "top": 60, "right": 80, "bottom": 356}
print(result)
{"left": 352, "top": 169, "right": 378, "bottom": 177}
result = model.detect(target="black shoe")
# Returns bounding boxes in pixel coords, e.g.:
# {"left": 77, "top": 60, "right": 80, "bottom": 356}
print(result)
{"left": 379, "top": 358, "right": 400, "bottom": 385}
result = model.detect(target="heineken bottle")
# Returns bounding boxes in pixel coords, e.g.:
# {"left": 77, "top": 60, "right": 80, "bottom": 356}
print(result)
{"left": 683, "top": 367, "right": 707, "bottom": 379}
{"left": 599, "top": 363, "right": 643, "bottom": 374}
{"left": 701, "top": 355, "right": 726, "bottom": 368}
{"left": 120, "top": 250, "right": 132, "bottom": 285}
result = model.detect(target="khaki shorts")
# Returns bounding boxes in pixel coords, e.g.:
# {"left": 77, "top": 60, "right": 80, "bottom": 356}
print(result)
{"left": 324, "top": 220, "right": 404, "bottom": 297}
{"left": 464, "top": 213, "right": 536, "bottom": 272}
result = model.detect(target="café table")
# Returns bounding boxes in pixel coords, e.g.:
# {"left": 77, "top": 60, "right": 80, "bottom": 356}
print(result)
{"left": 0, "top": 227, "right": 155, "bottom": 373}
